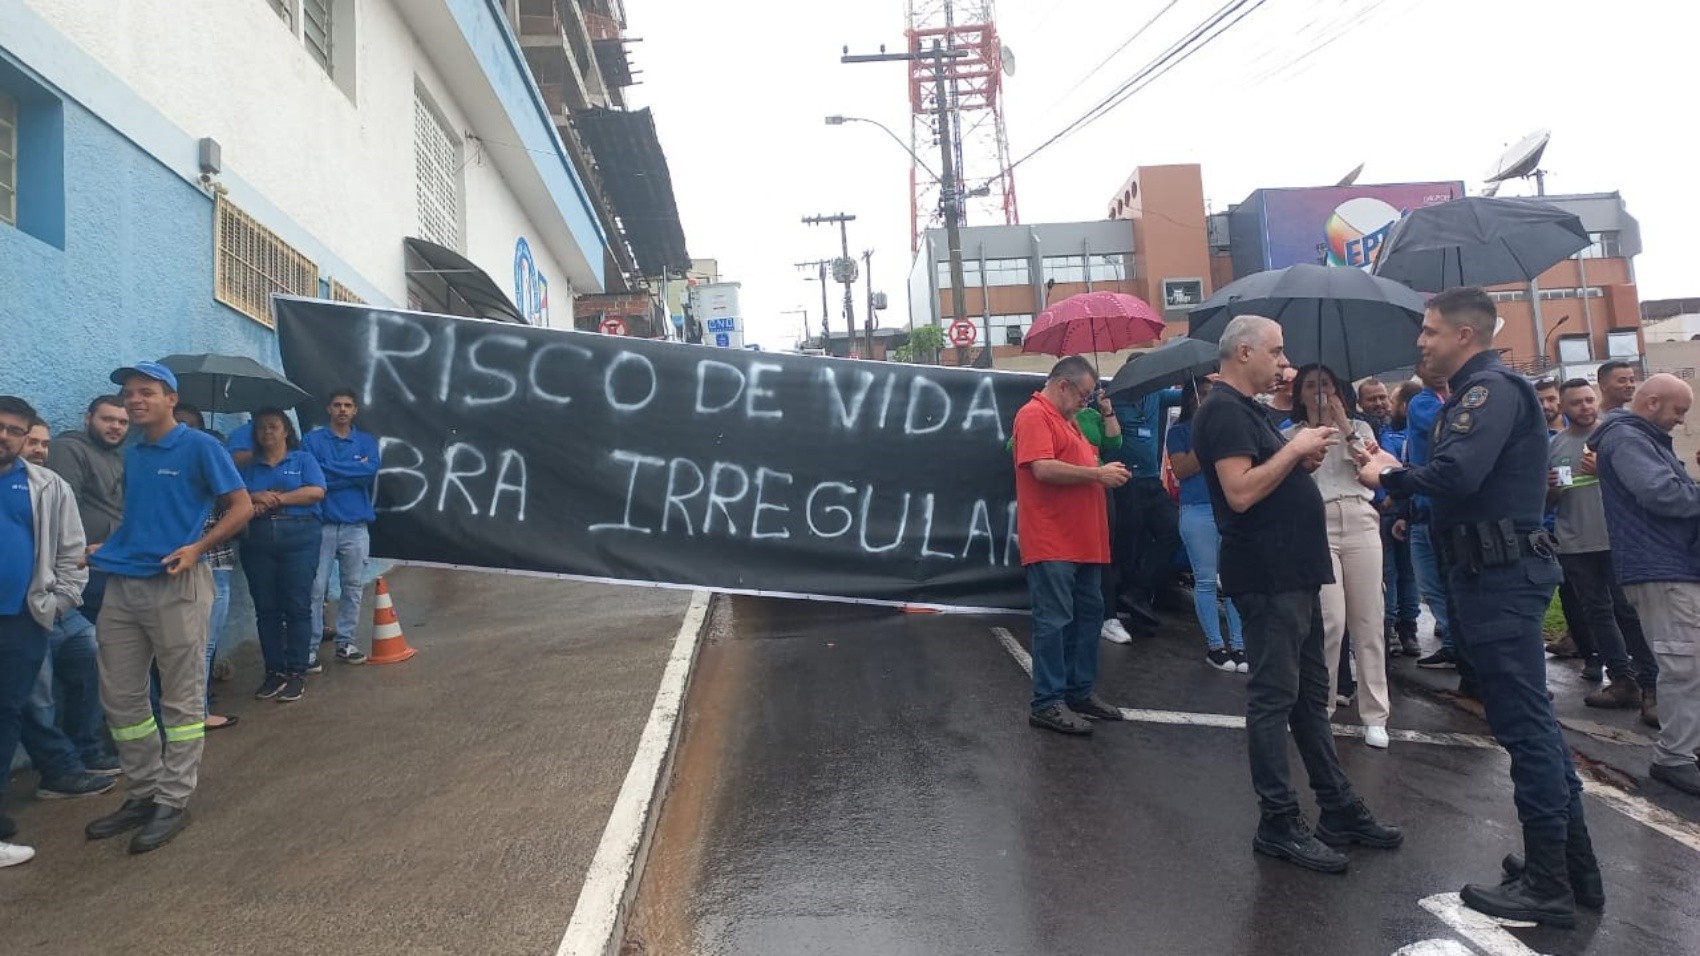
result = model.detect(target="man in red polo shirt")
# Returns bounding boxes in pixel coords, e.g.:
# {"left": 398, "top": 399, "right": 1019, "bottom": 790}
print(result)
{"left": 1013, "top": 356, "right": 1132, "bottom": 735}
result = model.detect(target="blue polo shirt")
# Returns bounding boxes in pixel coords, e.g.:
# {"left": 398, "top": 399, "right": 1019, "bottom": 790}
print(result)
{"left": 91, "top": 424, "right": 244, "bottom": 578}
{"left": 1111, "top": 387, "right": 1183, "bottom": 479}
{"left": 1404, "top": 389, "right": 1445, "bottom": 519}
{"left": 301, "top": 426, "right": 379, "bottom": 524}
{"left": 241, "top": 450, "right": 327, "bottom": 518}
{"left": 1163, "top": 421, "right": 1211, "bottom": 507}
{"left": 227, "top": 421, "right": 252, "bottom": 454}
{"left": 1, "top": 459, "right": 34, "bottom": 614}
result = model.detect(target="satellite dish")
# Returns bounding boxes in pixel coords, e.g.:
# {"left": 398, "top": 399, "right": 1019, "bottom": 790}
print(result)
{"left": 1481, "top": 181, "right": 1502, "bottom": 198}
{"left": 1001, "top": 44, "right": 1016, "bottom": 77}
{"left": 1335, "top": 162, "right": 1365, "bottom": 187}
{"left": 1485, "top": 128, "right": 1551, "bottom": 183}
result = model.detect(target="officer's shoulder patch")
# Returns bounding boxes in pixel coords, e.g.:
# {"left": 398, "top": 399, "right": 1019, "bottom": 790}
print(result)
{"left": 1450, "top": 411, "right": 1474, "bottom": 433}
{"left": 1460, "top": 385, "right": 1489, "bottom": 408}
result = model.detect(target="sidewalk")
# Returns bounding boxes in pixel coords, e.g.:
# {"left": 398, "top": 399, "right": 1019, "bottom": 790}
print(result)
{"left": 1, "top": 567, "right": 692, "bottom": 956}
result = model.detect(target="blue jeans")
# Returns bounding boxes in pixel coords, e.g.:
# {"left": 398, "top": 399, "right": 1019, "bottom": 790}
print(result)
{"left": 1381, "top": 516, "right": 1419, "bottom": 627}
{"left": 20, "top": 610, "right": 107, "bottom": 779}
{"left": 204, "top": 568, "right": 232, "bottom": 712}
{"left": 1178, "top": 503, "right": 1244, "bottom": 651}
{"left": 0, "top": 613, "right": 49, "bottom": 802}
{"left": 243, "top": 518, "right": 322, "bottom": 676}
{"left": 1409, "top": 522, "right": 1453, "bottom": 647}
{"left": 312, "top": 523, "right": 371, "bottom": 650}
{"left": 1027, "top": 561, "right": 1104, "bottom": 713}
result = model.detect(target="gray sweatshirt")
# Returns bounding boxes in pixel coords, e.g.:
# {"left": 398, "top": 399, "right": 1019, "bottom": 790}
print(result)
{"left": 24, "top": 460, "right": 89, "bottom": 628}
{"left": 47, "top": 428, "right": 125, "bottom": 544}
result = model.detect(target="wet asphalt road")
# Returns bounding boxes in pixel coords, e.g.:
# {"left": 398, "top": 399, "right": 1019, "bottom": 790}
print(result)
{"left": 625, "top": 596, "right": 1700, "bottom": 956}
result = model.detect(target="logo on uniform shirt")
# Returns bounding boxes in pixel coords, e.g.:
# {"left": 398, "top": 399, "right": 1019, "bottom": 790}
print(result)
{"left": 156, "top": 468, "right": 181, "bottom": 477}
{"left": 1451, "top": 411, "right": 1474, "bottom": 433}
{"left": 1461, "top": 386, "right": 1489, "bottom": 408}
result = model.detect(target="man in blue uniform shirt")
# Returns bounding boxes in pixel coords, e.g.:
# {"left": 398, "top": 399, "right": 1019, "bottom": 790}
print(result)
{"left": 1109, "top": 383, "right": 1183, "bottom": 631}
{"left": 83, "top": 362, "right": 253, "bottom": 855}
{"left": 1363, "top": 288, "right": 1597, "bottom": 928}
{"left": 302, "top": 389, "right": 380, "bottom": 666}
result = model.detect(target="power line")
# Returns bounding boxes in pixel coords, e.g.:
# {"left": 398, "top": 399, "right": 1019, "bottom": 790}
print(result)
{"left": 1007, "top": 0, "right": 1272, "bottom": 172}
{"left": 1245, "top": 0, "right": 1404, "bottom": 87}
{"left": 1047, "top": 0, "right": 1184, "bottom": 110}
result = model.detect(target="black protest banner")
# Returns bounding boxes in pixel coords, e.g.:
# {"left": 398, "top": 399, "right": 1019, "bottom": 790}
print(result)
{"left": 275, "top": 298, "right": 1047, "bottom": 610}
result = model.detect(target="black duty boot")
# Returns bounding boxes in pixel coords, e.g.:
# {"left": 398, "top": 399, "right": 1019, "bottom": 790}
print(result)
{"left": 1253, "top": 813, "right": 1348, "bottom": 874}
{"left": 1395, "top": 620, "right": 1421, "bottom": 657}
{"left": 1316, "top": 798, "right": 1404, "bottom": 849}
{"left": 86, "top": 797, "right": 157, "bottom": 841}
{"left": 1464, "top": 831, "right": 1576, "bottom": 928}
{"left": 129, "top": 804, "right": 190, "bottom": 855}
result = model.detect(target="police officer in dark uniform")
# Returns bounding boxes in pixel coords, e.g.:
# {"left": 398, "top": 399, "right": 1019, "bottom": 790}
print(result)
{"left": 1362, "top": 287, "right": 1598, "bottom": 929}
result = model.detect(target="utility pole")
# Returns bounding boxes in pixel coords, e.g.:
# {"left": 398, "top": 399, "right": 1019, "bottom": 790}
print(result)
{"left": 794, "top": 259, "right": 833, "bottom": 350}
{"left": 861, "top": 249, "right": 875, "bottom": 360}
{"left": 843, "top": 41, "right": 981, "bottom": 367}
{"left": 803, "top": 213, "right": 858, "bottom": 356}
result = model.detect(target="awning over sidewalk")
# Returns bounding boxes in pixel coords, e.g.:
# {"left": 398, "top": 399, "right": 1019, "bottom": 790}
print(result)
{"left": 572, "top": 107, "right": 690, "bottom": 277}
{"left": 404, "top": 237, "right": 529, "bottom": 324}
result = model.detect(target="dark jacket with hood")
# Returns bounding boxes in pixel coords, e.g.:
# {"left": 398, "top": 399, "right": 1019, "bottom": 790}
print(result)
{"left": 1588, "top": 408, "right": 1700, "bottom": 585}
{"left": 46, "top": 428, "right": 126, "bottom": 544}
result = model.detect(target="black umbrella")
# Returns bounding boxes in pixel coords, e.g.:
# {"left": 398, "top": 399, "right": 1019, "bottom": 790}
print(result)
{"left": 1372, "top": 196, "right": 1590, "bottom": 292}
{"left": 1104, "top": 336, "right": 1218, "bottom": 400}
{"left": 158, "top": 354, "right": 311, "bottom": 413}
{"left": 1188, "top": 263, "right": 1426, "bottom": 381}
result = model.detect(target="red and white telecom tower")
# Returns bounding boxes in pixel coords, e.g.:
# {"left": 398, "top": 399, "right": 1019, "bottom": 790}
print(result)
{"left": 905, "top": 0, "right": 1019, "bottom": 252}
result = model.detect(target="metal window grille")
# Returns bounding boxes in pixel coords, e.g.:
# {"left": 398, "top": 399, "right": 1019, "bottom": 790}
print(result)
{"left": 214, "top": 195, "right": 319, "bottom": 327}
{"left": 414, "top": 91, "right": 460, "bottom": 249}
{"left": 0, "top": 92, "right": 16, "bottom": 226}
{"left": 266, "top": 0, "right": 292, "bottom": 27}
{"left": 303, "top": 0, "right": 333, "bottom": 74}
{"left": 327, "top": 279, "right": 364, "bottom": 304}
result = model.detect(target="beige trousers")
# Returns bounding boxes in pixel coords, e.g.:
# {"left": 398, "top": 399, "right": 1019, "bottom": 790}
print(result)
{"left": 97, "top": 566, "right": 213, "bottom": 809}
{"left": 1321, "top": 497, "right": 1389, "bottom": 725}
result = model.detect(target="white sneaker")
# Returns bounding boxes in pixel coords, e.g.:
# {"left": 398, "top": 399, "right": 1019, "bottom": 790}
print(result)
{"left": 0, "top": 840, "right": 36, "bottom": 868}
{"left": 1100, "top": 619, "right": 1133, "bottom": 644}
{"left": 1364, "top": 725, "right": 1390, "bottom": 749}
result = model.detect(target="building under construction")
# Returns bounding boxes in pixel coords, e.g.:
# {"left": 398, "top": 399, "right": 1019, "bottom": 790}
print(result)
{"left": 503, "top": 0, "right": 692, "bottom": 337}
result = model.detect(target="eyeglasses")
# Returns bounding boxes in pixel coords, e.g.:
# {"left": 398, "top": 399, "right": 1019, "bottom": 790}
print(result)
{"left": 0, "top": 423, "right": 28, "bottom": 439}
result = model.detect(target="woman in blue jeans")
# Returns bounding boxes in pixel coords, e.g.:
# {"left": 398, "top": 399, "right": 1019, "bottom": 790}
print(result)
{"left": 1164, "top": 378, "right": 1246, "bottom": 672}
{"left": 239, "top": 408, "right": 326, "bottom": 704}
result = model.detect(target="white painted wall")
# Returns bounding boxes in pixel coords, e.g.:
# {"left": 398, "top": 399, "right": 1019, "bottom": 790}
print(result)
{"left": 26, "top": 0, "right": 577, "bottom": 319}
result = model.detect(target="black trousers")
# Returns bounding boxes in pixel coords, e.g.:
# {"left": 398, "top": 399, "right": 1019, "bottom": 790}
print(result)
{"left": 1099, "top": 487, "right": 1119, "bottom": 623}
{"left": 1115, "top": 477, "right": 1181, "bottom": 606}
{"left": 1237, "top": 589, "right": 1356, "bottom": 820}
{"left": 1556, "top": 550, "right": 1658, "bottom": 689}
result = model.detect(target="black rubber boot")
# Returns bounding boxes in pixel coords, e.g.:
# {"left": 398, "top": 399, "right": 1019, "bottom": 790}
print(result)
{"left": 1465, "top": 830, "right": 1576, "bottom": 928}
{"left": 1502, "top": 818, "right": 1606, "bottom": 909}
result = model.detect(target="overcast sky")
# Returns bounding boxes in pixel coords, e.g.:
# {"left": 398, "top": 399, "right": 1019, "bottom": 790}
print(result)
{"left": 623, "top": 0, "right": 1696, "bottom": 350}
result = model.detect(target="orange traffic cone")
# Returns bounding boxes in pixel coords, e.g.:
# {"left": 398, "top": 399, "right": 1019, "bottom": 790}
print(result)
{"left": 367, "top": 576, "right": 418, "bottom": 664}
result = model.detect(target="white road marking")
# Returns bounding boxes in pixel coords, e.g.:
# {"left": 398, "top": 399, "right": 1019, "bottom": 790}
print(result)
{"left": 1418, "top": 893, "right": 1548, "bottom": 956}
{"left": 1582, "top": 778, "right": 1700, "bottom": 854}
{"left": 992, "top": 627, "right": 1497, "bottom": 749}
{"left": 992, "top": 627, "right": 1700, "bottom": 857}
{"left": 1392, "top": 941, "right": 1477, "bottom": 956}
{"left": 555, "top": 590, "right": 713, "bottom": 956}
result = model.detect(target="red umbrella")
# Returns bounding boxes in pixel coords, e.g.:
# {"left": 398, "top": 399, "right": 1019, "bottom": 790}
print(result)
{"left": 1022, "top": 291, "right": 1165, "bottom": 358}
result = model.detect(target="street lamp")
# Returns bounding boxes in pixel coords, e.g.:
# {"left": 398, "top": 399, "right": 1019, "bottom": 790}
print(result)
{"left": 825, "top": 115, "right": 941, "bottom": 181}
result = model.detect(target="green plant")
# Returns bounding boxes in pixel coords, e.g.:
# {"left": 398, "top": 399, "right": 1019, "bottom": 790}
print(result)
{"left": 1542, "top": 591, "right": 1567, "bottom": 638}
{"left": 906, "top": 324, "right": 944, "bottom": 364}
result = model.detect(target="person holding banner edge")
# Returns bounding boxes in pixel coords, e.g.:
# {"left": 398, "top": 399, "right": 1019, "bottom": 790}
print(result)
{"left": 1011, "top": 356, "right": 1131, "bottom": 736}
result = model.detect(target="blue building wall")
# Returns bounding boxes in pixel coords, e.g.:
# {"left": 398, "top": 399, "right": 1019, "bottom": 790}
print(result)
{"left": 1, "top": 51, "right": 275, "bottom": 432}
